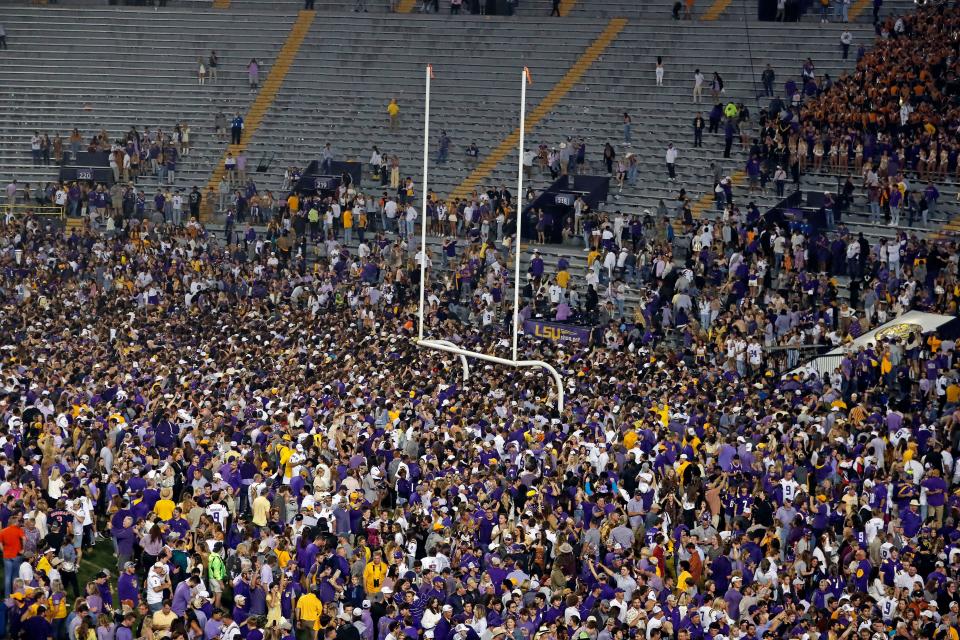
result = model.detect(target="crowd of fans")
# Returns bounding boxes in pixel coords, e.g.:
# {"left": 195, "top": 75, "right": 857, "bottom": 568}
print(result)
{"left": 1, "top": 146, "right": 960, "bottom": 640}
{"left": 790, "top": 3, "right": 960, "bottom": 227}
{"left": 2, "top": 4, "right": 960, "bottom": 640}
{"left": 26, "top": 124, "right": 194, "bottom": 187}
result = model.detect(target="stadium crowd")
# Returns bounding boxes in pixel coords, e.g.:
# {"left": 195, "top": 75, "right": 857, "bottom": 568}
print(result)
{"left": 2, "top": 3, "right": 960, "bottom": 640}
{"left": 790, "top": 3, "right": 958, "bottom": 227}
{"left": 1, "top": 156, "right": 960, "bottom": 640}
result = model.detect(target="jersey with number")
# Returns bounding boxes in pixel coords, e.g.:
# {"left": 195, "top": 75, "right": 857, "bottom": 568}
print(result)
{"left": 878, "top": 596, "right": 896, "bottom": 621}
{"left": 206, "top": 503, "right": 229, "bottom": 530}
{"left": 780, "top": 479, "right": 800, "bottom": 503}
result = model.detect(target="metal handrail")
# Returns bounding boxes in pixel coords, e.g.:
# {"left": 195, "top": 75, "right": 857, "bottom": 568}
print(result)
{"left": 1, "top": 204, "right": 66, "bottom": 219}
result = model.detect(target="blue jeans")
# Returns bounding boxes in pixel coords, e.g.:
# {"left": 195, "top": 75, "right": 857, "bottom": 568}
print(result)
{"left": 3, "top": 556, "right": 21, "bottom": 596}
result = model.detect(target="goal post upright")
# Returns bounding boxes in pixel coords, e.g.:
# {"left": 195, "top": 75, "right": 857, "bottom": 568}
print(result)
{"left": 414, "top": 65, "right": 565, "bottom": 413}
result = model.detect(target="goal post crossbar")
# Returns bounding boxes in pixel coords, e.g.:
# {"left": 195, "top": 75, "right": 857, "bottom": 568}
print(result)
{"left": 416, "top": 339, "right": 565, "bottom": 413}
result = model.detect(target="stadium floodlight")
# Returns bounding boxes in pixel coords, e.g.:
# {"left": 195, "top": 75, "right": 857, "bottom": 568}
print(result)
{"left": 415, "top": 65, "right": 565, "bottom": 412}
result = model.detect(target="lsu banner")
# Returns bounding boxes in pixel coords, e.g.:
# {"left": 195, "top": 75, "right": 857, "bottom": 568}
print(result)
{"left": 524, "top": 320, "right": 594, "bottom": 345}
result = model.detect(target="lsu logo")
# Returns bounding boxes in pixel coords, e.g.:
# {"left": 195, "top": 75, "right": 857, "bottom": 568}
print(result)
{"left": 533, "top": 323, "right": 578, "bottom": 342}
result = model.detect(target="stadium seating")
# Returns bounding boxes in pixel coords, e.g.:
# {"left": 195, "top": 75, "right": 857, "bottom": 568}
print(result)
{"left": 1, "top": 0, "right": 955, "bottom": 247}
{"left": 235, "top": 14, "right": 930, "bottom": 238}
{"left": 0, "top": 6, "right": 295, "bottom": 192}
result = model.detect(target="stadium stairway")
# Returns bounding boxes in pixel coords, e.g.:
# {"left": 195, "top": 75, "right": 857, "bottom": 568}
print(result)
{"left": 238, "top": 13, "right": 614, "bottom": 204}
{"left": 202, "top": 9, "right": 316, "bottom": 214}
{"left": 0, "top": 6, "right": 296, "bottom": 194}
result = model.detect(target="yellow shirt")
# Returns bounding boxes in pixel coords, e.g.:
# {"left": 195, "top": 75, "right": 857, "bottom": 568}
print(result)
{"left": 343, "top": 209, "right": 353, "bottom": 229}
{"left": 623, "top": 430, "right": 638, "bottom": 450}
{"left": 556, "top": 270, "right": 570, "bottom": 289}
{"left": 277, "top": 444, "right": 294, "bottom": 480}
{"left": 154, "top": 499, "right": 176, "bottom": 522}
{"left": 47, "top": 595, "right": 67, "bottom": 619}
{"left": 677, "top": 570, "right": 693, "bottom": 592}
{"left": 252, "top": 495, "right": 271, "bottom": 527}
{"left": 946, "top": 383, "right": 960, "bottom": 404}
{"left": 657, "top": 405, "right": 670, "bottom": 427}
{"left": 275, "top": 548, "right": 291, "bottom": 569}
{"left": 881, "top": 355, "right": 892, "bottom": 375}
{"left": 152, "top": 609, "right": 178, "bottom": 631}
{"left": 364, "top": 561, "right": 387, "bottom": 594}
{"left": 297, "top": 592, "right": 323, "bottom": 628}
{"left": 387, "top": 102, "right": 399, "bottom": 117}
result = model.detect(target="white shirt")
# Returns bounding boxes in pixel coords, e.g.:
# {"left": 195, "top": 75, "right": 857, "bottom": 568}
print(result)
{"left": 894, "top": 569, "right": 923, "bottom": 591}
{"left": 865, "top": 516, "right": 884, "bottom": 544}
{"left": 18, "top": 561, "right": 33, "bottom": 584}
{"left": 665, "top": 147, "right": 678, "bottom": 164}
{"left": 220, "top": 621, "right": 242, "bottom": 640}
{"left": 146, "top": 571, "right": 167, "bottom": 604}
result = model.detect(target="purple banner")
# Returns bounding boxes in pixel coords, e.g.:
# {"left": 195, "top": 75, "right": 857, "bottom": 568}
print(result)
{"left": 524, "top": 320, "right": 593, "bottom": 344}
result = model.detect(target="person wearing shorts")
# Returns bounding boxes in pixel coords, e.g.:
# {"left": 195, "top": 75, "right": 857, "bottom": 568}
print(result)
{"left": 207, "top": 543, "right": 226, "bottom": 607}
